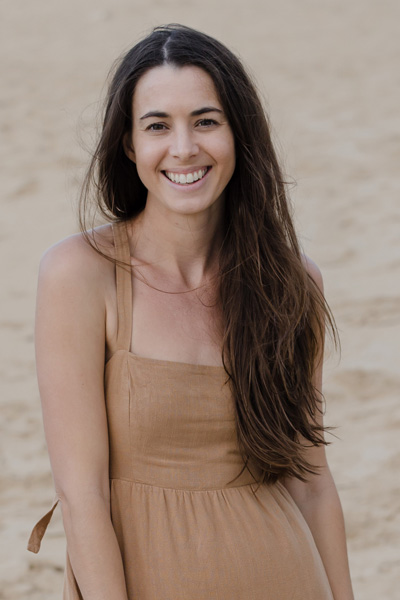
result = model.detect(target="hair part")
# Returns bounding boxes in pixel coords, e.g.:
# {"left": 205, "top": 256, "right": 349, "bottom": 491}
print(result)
{"left": 79, "top": 23, "right": 338, "bottom": 486}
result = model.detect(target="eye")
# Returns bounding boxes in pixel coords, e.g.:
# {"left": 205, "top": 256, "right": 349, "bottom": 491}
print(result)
{"left": 146, "top": 122, "right": 167, "bottom": 132}
{"left": 196, "top": 118, "right": 218, "bottom": 128}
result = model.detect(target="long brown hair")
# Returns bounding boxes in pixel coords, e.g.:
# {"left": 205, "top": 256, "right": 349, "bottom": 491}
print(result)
{"left": 80, "top": 24, "right": 337, "bottom": 484}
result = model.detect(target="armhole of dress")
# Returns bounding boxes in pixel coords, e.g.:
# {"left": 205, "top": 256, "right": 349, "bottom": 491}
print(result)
{"left": 112, "top": 222, "right": 133, "bottom": 353}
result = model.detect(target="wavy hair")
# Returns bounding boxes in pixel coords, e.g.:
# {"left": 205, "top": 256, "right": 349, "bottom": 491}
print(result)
{"left": 79, "top": 24, "right": 337, "bottom": 485}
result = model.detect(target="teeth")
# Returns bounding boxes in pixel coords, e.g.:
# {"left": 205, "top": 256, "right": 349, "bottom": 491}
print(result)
{"left": 165, "top": 168, "right": 207, "bottom": 185}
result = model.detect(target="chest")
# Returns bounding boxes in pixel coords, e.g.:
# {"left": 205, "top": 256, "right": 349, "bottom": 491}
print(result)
{"left": 129, "top": 276, "right": 223, "bottom": 366}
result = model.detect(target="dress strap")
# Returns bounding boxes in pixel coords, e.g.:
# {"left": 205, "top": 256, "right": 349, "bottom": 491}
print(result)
{"left": 27, "top": 496, "right": 59, "bottom": 554}
{"left": 112, "top": 221, "right": 133, "bottom": 352}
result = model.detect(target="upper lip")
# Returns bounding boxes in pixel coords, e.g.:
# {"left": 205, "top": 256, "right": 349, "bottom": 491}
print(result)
{"left": 162, "top": 166, "right": 210, "bottom": 174}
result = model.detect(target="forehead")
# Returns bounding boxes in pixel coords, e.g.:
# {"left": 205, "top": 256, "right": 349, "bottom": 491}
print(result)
{"left": 132, "top": 65, "right": 221, "bottom": 113}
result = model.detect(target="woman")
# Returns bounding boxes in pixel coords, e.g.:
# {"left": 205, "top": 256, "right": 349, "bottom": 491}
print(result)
{"left": 28, "top": 24, "right": 354, "bottom": 600}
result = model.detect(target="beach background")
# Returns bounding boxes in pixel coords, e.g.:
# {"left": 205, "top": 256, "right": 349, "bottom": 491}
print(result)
{"left": 1, "top": 0, "right": 399, "bottom": 597}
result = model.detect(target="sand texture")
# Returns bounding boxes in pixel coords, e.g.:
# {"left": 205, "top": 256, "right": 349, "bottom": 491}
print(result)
{"left": 1, "top": 0, "right": 399, "bottom": 598}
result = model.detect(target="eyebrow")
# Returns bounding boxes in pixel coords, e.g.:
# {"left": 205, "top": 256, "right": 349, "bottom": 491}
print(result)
{"left": 139, "top": 106, "right": 223, "bottom": 120}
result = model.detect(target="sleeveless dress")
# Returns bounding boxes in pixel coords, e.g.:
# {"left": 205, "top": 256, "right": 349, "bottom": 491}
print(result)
{"left": 28, "top": 221, "right": 333, "bottom": 599}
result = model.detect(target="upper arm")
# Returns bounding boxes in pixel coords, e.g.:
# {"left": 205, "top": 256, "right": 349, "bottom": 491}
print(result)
{"left": 282, "top": 255, "right": 334, "bottom": 503}
{"left": 35, "top": 234, "right": 110, "bottom": 504}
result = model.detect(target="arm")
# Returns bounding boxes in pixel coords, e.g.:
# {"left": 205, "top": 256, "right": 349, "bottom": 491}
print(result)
{"left": 35, "top": 234, "right": 128, "bottom": 600}
{"left": 282, "top": 258, "right": 354, "bottom": 600}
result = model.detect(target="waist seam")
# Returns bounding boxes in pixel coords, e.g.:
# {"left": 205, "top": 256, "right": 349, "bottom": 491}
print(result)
{"left": 110, "top": 476, "right": 260, "bottom": 493}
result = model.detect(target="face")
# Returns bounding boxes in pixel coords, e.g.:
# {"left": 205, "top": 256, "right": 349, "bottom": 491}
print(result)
{"left": 125, "top": 65, "right": 236, "bottom": 217}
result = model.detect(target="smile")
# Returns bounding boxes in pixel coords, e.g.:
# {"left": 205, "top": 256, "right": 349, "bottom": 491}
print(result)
{"left": 163, "top": 167, "right": 210, "bottom": 185}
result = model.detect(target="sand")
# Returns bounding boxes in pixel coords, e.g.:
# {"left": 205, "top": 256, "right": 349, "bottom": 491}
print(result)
{"left": 1, "top": 0, "right": 399, "bottom": 598}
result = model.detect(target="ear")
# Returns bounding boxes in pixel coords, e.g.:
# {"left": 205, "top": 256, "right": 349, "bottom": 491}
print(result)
{"left": 123, "top": 132, "right": 136, "bottom": 163}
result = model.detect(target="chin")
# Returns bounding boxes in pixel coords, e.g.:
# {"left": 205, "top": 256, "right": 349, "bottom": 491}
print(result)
{"left": 163, "top": 195, "right": 223, "bottom": 217}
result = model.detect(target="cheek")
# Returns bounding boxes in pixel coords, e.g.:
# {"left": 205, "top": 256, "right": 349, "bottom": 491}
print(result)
{"left": 132, "top": 146, "right": 158, "bottom": 187}
{"left": 133, "top": 141, "right": 159, "bottom": 167}
{"left": 218, "top": 141, "right": 236, "bottom": 177}
{"left": 215, "top": 132, "right": 235, "bottom": 166}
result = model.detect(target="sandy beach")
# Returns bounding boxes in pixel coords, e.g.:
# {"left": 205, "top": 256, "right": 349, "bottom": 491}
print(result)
{"left": 1, "top": 0, "right": 399, "bottom": 597}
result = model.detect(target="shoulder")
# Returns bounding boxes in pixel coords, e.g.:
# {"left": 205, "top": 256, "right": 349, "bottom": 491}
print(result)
{"left": 36, "top": 225, "right": 117, "bottom": 349}
{"left": 38, "top": 224, "right": 115, "bottom": 289}
{"left": 300, "top": 254, "right": 324, "bottom": 294}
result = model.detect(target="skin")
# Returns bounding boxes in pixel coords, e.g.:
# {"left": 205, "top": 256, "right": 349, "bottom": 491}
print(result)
{"left": 35, "top": 65, "right": 353, "bottom": 599}
{"left": 118, "top": 65, "right": 236, "bottom": 366}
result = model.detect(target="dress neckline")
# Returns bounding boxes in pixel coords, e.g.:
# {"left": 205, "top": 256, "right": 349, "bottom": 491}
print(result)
{"left": 105, "top": 348, "right": 226, "bottom": 373}
{"left": 127, "top": 350, "right": 226, "bottom": 371}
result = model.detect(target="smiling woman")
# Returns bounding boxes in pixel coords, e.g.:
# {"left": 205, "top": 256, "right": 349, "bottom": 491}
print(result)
{"left": 123, "top": 65, "right": 235, "bottom": 218}
{"left": 27, "top": 24, "right": 354, "bottom": 600}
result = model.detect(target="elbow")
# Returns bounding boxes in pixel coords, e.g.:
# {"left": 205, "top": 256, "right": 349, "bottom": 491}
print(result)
{"left": 55, "top": 482, "right": 110, "bottom": 518}
{"left": 283, "top": 465, "right": 338, "bottom": 509}
{"left": 56, "top": 485, "right": 113, "bottom": 546}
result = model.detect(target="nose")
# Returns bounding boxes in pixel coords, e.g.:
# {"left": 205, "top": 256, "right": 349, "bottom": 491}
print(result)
{"left": 169, "top": 126, "right": 199, "bottom": 161}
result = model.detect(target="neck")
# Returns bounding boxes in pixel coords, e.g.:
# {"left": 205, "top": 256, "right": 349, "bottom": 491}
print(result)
{"left": 128, "top": 199, "right": 224, "bottom": 289}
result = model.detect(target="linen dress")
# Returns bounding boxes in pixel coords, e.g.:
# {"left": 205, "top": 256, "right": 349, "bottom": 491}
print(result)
{"left": 28, "top": 221, "right": 333, "bottom": 599}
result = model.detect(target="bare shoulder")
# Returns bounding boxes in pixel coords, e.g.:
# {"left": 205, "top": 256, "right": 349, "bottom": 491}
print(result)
{"left": 301, "top": 254, "right": 324, "bottom": 294}
{"left": 35, "top": 224, "right": 117, "bottom": 367}
{"left": 39, "top": 224, "right": 115, "bottom": 289}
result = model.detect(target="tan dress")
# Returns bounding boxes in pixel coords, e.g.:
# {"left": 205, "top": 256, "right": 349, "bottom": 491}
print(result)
{"left": 28, "top": 222, "right": 333, "bottom": 599}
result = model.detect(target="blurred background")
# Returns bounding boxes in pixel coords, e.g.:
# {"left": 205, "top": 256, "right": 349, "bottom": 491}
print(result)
{"left": 1, "top": 0, "right": 399, "bottom": 597}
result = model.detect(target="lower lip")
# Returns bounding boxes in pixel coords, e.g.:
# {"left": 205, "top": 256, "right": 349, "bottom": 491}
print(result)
{"left": 162, "top": 168, "right": 212, "bottom": 189}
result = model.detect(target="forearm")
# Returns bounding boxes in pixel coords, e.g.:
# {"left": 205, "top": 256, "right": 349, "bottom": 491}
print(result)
{"left": 297, "top": 482, "right": 354, "bottom": 600}
{"left": 60, "top": 492, "right": 129, "bottom": 600}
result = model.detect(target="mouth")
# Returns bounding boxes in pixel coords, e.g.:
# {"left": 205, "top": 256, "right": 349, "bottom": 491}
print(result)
{"left": 162, "top": 167, "right": 211, "bottom": 185}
